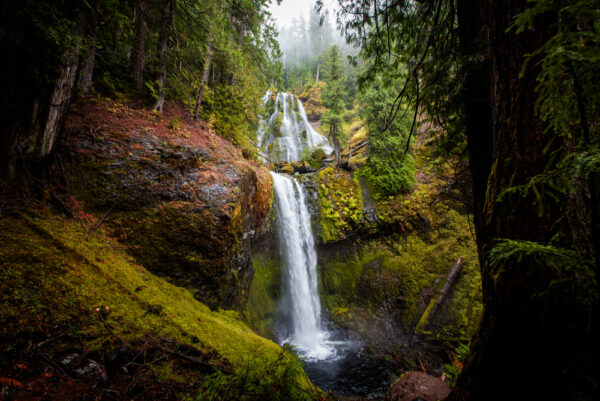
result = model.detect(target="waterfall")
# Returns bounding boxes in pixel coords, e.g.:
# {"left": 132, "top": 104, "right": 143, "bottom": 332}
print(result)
{"left": 270, "top": 171, "right": 333, "bottom": 360}
{"left": 258, "top": 92, "right": 332, "bottom": 163}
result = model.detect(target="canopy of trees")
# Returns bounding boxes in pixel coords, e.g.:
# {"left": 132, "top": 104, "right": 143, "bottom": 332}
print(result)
{"left": 0, "top": 0, "right": 282, "bottom": 178}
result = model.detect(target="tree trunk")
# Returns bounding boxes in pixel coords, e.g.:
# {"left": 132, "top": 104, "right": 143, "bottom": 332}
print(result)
{"left": 194, "top": 47, "right": 212, "bottom": 120}
{"left": 415, "top": 257, "right": 463, "bottom": 335}
{"left": 449, "top": 1, "right": 598, "bottom": 400}
{"left": 78, "top": 4, "right": 99, "bottom": 95}
{"left": 152, "top": 0, "right": 174, "bottom": 112}
{"left": 37, "top": 48, "right": 80, "bottom": 159}
{"left": 315, "top": 63, "right": 320, "bottom": 83}
{"left": 332, "top": 122, "right": 341, "bottom": 165}
{"left": 131, "top": 0, "right": 148, "bottom": 91}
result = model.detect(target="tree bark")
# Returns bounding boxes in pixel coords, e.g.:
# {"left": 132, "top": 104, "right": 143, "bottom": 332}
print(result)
{"left": 37, "top": 48, "right": 80, "bottom": 159}
{"left": 194, "top": 47, "right": 212, "bottom": 120}
{"left": 449, "top": 1, "right": 598, "bottom": 400}
{"left": 152, "top": 0, "right": 174, "bottom": 112}
{"left": 131, "top": 0, "right": 148, "bottom": 91}
{"left": 316, "top": 63, "right": 320, "bottom": 83}
{"left": 332, "top": 122, "right": 341, "bottom": 165}
{"left": 78, "top": 4, "right": 99, "bottom": 95}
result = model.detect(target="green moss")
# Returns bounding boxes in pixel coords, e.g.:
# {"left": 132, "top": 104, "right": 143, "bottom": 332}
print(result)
{"left": 318, "top": 210, "right": 481, "bottom": 340}
{"left": 316, "top": 167, "right": 366, "bottom": 243}
{"left": 168, "top": 116, "right": 181, "bottom": 130}
{"left": 246, "top": 254, "right": 282, "bottom": 338}
{"left": 0, "top": 214, "right": 311, "bottom": 390}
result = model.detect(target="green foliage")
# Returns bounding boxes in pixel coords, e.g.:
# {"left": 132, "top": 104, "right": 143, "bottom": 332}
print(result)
{"left": 443, "top": 343, "right": 470, "bottom": 387}
{"left": 357, "top": 152, "right": 416, "bottom": 196}
{"left": 357, "top": 74, "right": 416, "bottom": 195}
{"left": 329, "top": 0, "right": 466, "bottom": 161}
{"left": 497, "top": 0, "right": 600, "bottom": 264}
{"left": 321, "top": 46, "right": 347, "bottom": 143}
{"left": 187, "top": 347, "right": 319, "bottom": 401}
{"left": 300, "top": 147, "right": 327, "bottom": 169}
{"left": 489, "top": 239, "right": 591, "bottom": 274}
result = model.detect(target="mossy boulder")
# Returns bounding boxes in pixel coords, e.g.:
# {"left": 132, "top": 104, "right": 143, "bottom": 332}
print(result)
{"left": 277, "top": 163, "right": 294, "bottom": 175}
{"left": 290, "top": 160, "right": 314, "bottom": 174}
{"left": 63, "top": 98, "right": 273, "bottom": 310}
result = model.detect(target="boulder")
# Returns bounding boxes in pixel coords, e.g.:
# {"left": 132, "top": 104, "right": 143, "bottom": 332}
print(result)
{"left": 387, "top": 372, "right": 450, "bottom": 401}
{"left": 64, "top": 99, "right": 273, "bottom": 310}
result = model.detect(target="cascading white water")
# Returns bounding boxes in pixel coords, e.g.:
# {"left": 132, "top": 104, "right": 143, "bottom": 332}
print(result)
{"left": 270, "top": 171, "right": 334, "bottom": 360}
{"left": 258, "top": 92, "right": 332, "bottom": 163}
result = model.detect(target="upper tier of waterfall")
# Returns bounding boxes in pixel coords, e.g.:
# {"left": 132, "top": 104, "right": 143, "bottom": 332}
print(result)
{"left": 257, "top": 91, "right": 332, "bottom": 163}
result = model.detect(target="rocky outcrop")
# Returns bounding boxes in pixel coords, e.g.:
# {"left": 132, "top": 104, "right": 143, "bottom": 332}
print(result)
{"left": 311, "top": 136, "right": 483, "bottom": 358}
{"left": 387, "top": 372, "right": 450, "bottom": 401}
{"left": 297, "top": 83, "right": 327, "bottom": 122}
{"left": 63, "top": 97, "right": 273, "bottom": 310}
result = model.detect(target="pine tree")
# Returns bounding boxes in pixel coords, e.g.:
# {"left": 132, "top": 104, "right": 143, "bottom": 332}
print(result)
{"left": 321, "top": 46, "right": 346, "bottom": 165}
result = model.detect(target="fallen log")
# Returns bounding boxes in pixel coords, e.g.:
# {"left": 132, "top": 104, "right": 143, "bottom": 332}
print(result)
{"left": 414, "top": 256, "right": 463, "bottom": 335}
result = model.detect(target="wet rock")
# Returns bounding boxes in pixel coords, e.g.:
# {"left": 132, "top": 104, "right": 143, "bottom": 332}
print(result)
{"left": 277, "top": 163, "right": 294, "bottom": 175}
{"left": 290, "top": 160, "right": 315, "bottom": 174}
{"left": 61, "top": 353, "right": 108, "bottom": 382}
{"left": 64, "top": 101, "right": 273, "bottom": 310}
{"left": 387, "top": 372, "right": 450, "bottom": 401}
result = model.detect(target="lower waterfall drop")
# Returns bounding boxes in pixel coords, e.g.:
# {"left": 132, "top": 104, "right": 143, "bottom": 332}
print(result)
{"left": 270, "top": 171, "right": 334, "bottom": 360}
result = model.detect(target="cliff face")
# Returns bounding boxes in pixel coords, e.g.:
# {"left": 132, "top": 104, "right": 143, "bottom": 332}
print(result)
{"left": 63, "top": 97, "right": 273, "bottom": 310}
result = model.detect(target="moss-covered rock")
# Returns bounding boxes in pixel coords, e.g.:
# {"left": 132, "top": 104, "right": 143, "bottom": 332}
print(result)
{"left": 318, "top": 209, "right": 481, "bottom": 350}
{"left": 245, "top": 249, "right": 282, "bottom": 339}
{"left": 313, "top": 130, "right": 482, "bottom": 352}
{"left": 63, "top": 97, "right": 273, "bottom": 310}
{"left": 298, "top": 82, "right": 326, "bottom": 122}
{"left": 0, "top": 213, "right": 312, "bottom": 399}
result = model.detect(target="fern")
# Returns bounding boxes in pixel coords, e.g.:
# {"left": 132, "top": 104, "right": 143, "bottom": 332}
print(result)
{"left": 489, "top": 239, "right": 590, "bottom": 274}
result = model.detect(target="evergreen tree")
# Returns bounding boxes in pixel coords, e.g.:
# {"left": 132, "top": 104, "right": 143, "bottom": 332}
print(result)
{"left": 321, "top": 46, "right": 346, "bottom": 165}
{"left": 359, "top": 73, "right": 416, "bottom": 195}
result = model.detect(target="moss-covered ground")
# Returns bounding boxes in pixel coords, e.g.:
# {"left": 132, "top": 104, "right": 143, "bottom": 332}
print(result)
{"left": 0, "top": 210, "right": 314, "bottom": 399}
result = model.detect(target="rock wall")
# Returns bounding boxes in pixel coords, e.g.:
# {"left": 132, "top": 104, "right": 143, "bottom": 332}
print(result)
{"left": 63, "top": 98, "right": 273, "bottom": 310}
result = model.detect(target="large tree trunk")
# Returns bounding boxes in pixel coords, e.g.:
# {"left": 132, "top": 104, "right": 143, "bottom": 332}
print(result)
{"left": 449, "top": 1, "right": 598, "bottom": 400}
{"left": 194, "top": 47, "right": 212, "bottom": 120}
{"left": 1, "top": 4, "right": 88, "bottom": 178}
{"left": 131, "top": 0, "right": 148, "bottom": 91}
{"left": 152, "top": 0, "right": 174, "bottom": 112}
{"left": 455, "top": 0, "right": 492, "bottom": 270}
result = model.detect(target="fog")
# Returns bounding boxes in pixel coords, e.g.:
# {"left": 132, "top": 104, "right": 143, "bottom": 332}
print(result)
{"left": 269, "top": 0, "right": 356, "bottom": 72}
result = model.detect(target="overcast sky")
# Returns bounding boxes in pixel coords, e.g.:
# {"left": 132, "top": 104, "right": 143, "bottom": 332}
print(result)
{"left": 268, "top": 0, "right": 338, "bottom": 29}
